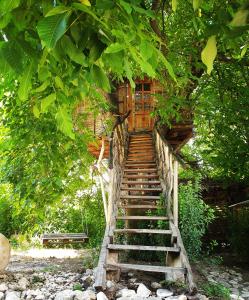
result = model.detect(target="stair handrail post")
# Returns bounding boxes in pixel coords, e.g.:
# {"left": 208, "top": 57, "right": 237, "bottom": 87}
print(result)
{"left": 173, "top": 159, "right": 178, "bottom": 227}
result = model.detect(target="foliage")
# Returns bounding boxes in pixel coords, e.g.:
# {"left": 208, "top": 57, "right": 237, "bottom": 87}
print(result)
{"left": 179, "top": 177, "right": 215, "bottom": 259}
{"left": 228, "top": 207, "right": 249, "bottom": 260}
{"left": 200, "top": 282, "right": 230, "bottom": 300}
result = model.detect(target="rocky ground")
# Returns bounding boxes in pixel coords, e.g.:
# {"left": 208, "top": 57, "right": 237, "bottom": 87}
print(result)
{"left": 0, "top": 249, "right": 248, "bottom": 300}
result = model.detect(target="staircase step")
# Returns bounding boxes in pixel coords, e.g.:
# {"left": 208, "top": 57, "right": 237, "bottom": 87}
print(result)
{"left": 126, "top": 161, "right": 156, "bottom": 164}
{"left": 120, "top": 195, "right": 160, "bottom": 200}
{"left": 118, "top": 204, "right": 165, "bottom": 209}
{"left": 122, "top": 181, "right": 160, "bottom": 185}
{"left": 116, "top": 215, "right": 168, "bottom": 221}
{"left": 124, "top": 168, "right": 157, "bottom": 173}
{"left": 108, "top": 244, "right": 180, "bottom": 252}
{"left": 124, "top": 166, "right": 157, "bottom": 169}
{"left": 114, "top": 228, "right": 171, "bottom": 234}
{"left": 123, "top": 175, "right": 159, "bottom": 179}
{"left": 121, "top": 187, "right": 162, "bottom": 192}
{"left": 106, "top": 263, "right": 185, "bottom": 274}
{"left": 118, "top": 204, "right": 166, "bottom": 209}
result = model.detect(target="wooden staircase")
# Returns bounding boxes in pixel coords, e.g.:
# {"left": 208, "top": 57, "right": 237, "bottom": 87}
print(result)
{"left": 106, "top": 133, "right": 186, "bottom": 279}
{"left": 95, "top": 124, "right": 196, "bottom": 293}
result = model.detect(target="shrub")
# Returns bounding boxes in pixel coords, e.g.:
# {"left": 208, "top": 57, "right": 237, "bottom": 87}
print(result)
{"left": 179, "top": 177, "right": 215, "bottom": 260}
{"left": 201, "top": 282, "right": 230, "bottom": 299}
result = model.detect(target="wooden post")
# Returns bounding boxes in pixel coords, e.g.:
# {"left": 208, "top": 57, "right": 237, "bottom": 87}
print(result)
{"left": 173, "top": 160, "right": 178, "bottom": 227}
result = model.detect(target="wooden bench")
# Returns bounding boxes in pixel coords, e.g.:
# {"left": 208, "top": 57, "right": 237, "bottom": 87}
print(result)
{"left": 42, "top": 233, "right": 88, "bottom": 246}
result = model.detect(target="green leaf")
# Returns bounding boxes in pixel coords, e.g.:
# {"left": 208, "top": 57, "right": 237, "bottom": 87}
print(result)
{"left": 45, "top": 6, "right": 71, "bottom": 17}
{"left": 240, "top": 44, "right": 248, "bottom": 58}
{"left": 157, "top": 51, "right": 176, "bottom": 81}
{"left": 140, "top": 40, "right": 154, "bottom": 60}
{"left": 80, "top": 0, "right": 91, "bottom": 6}
{"left": 0, "top": 13, "right": 11, "bottom": 29}
{"left": 41, "top": 93, "right": 56, "bottom": 113}
{"left": 35, "top": 81, "right": 49, "bottom": 93}
{"left": 201, "top": 35, "right": 217, "bottom": 75}
{"left": 55, "top": 105, "right": 75, "bottom": 139}
{"left": 0, "top": 41, "right": 23, "bottom": 74}
{"left": 119, "top": 0, "right": 132, "bottom": 14}
{"left": 172, "top": 0, "right": 177, "bottom": 12}
{"left": 55, "top": 76, "right": 64, "bottom": 89}
{"left": 17, "top": 60, "right": 35, "bottom": 101}
{"left": 73, "top": 3, "right": 104, "bottom": 25}
{"left": 61, "top": 35, "right": 86, "bottom": 65}
{"left": 33, "top": 105, "right": 40, "bottom": 118}
{"left": 230, "top": 9, "right": 249, "bottom": 27}
{"left": 90, "top": 65, "right": 110, "bottom": 92}
{"left": 124, "top": 58, "right": 135, "bottom": 88}
{"left": 0, "top": 0, "right": 20, "bottom": 14}
{"left": 105, "top": 43, "right": 125, "bottom": 53}
{"left": 193, "top": 0, "right": 201, "bottom": 11}
{"left": 37, "top": 12, "right": 70, "bottom": 48}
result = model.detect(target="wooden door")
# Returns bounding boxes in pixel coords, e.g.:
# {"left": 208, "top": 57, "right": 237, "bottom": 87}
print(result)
{"left": 131, "top": 81, "right": 154, "bottom": 131}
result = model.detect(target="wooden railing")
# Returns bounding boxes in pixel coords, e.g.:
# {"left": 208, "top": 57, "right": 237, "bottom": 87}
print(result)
{"left": 95, "top": 118, "right": 129, "bottom": 289}
{"left": 153, "top": 127, "right": 197, "bottom": 294}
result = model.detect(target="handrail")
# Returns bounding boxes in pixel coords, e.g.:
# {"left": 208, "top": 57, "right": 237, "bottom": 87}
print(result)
{"left": 95, "top": 118, "right": 129, "bottom": 290}
{"left": 153, "top": 127, "right": 197, "bottom": 294}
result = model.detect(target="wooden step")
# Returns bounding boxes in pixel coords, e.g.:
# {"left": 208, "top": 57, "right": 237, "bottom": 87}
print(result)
{"left": 118, "top": 204, "right": 165, "bottom": 209}
{"left": 120, "top": 195, "right": 160, "bottom": 200}
{"left": 107, "top": 263, "right": 186, "bottom": 274}
{"left": 123, "top": 175, "right": 159, "bottom": 179}
{"left": 108, "top": 244, "right": 180, "bottom": 252}
{"left": 121, "top": 187, "right": 162, "bottom": 192}
{"left": 124, "top": 168, "right": 157, "bottom": 173}
{"left": 125, "top": 164, "right": 157, "bottom": 168}
{"left": 116, "top": 215, "right": 168, "bottom": 221}
{"left": 114, "top": 228, "right": 171, "bottom": 234}
{"left": 125, "top": 160, "right": 156, "bottom": 165}
{"left": 122, "top": 181, "right": 161, "bottom": 185}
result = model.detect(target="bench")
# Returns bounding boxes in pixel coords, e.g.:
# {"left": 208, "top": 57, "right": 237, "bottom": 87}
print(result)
{"left": 42, "top": 233, "right": 88, "bottom": 246}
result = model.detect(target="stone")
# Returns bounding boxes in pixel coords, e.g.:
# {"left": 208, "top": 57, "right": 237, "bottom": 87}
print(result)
{"left": 242, "top": 292, "right": 249, "bottom": 298}
{"left": 106, "top": 280, "right": 115, "bottom": 289}
{"left": 151, "top": 282, "right": 162, "bottom": 289}
{"left": 36, "top": 294, "right": 45, "bottom": 300}
{"left": 85, "top": 269, "right": 93, "bottom": 276}
{"left": 0, "top": 233, "right": 11, "bottom": 271}
{"left": 0, "top": 292, "right": 4, "bottom": 300}
{"left": 156, "top": 289, "right": 173, "bottom": 298}
{"left": 5, "top": 291, "right": 21, "bottom": 300}
{"left": 18, "top": 277, "right": 29, "bottom": 290}
{"left": 116, "top": 288, "right": 136, "bottom": 298}
{"left": 96, "top": 291, "right": 108, "bottom": 300}
{"left": 54, "top": 289, "right": 74, "bottom": 300}
{"left": 82, "top": 275, "right": 94, "bottom": 288}
{"left": 0, "top": 283, "right": 8, "bottom": 292}
{"left": 230, "top": 294, "right": 245, "bottom": 300}
{"left": 74, "top": 290, "right": 96, "bottom": 300}
{"left": 137, "top": 283, "right": 151, "bottom": 297}
{"left": 128, "top": 272, "right": 135, "bottom": 277}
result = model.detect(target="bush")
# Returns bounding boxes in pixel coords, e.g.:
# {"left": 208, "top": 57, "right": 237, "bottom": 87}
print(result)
{"left": 179, "top": 178, "right": 215, "bottom": 260}
{"left": 201, "top": 282, "right": 230, "bottom": 299}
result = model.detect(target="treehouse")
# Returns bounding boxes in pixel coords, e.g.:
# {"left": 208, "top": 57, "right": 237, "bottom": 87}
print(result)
{"left": 76, "top": 78, "right": 193, "bottom": 159}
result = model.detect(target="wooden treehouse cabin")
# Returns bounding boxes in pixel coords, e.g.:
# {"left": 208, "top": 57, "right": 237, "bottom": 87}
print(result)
{"left": 77, "top": 78, "right": 196, "bottom": 293}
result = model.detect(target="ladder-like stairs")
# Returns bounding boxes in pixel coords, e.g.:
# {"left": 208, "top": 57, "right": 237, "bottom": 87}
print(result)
{"left": 106, "top": 132, "right": 186, "bottom": 276}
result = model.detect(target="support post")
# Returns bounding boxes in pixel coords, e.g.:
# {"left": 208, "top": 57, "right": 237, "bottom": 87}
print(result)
{"left": 173, "top": 160, "right": 178, "bottom": 227}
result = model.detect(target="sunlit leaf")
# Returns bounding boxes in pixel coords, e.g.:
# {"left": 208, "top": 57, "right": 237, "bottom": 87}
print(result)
{"left": 41, "top": 93, "right": 56, "bottom": 113}
{"left": 55, "top": 76, "right": 64, "bottom": 90}
{"left": 201, "top": 35, "right": 217, "bottom": 75}
{"left": 17, "top": 60, "right": 35, "bottom": 101}
{"left": 45, "top": 6, "right": 71, "bottom": 17}
{"left": 193, "top": 0, "right": 201, "bottom": 11}
{"left": 105, "top": 43, "right": 124, "bottom": 53}
{"left": 33, "top": 105, "right": 40, "bottom": 118}
{"left": 172, "top": 0, "right": 177, "bottom": 12}
{"left": 55, "top": 105, "right": 75, "bottom": 139}
{"left": 230, "top": 9, "right": 249, "bottom": 27}
{"left": 120, "top": 0, "right": 132, "bottom": 14}
{"left": 240, "top": 44, "right": 248, "bottom": 58}
{"left": 80, "top": 0, "right": 91, "bottom": 6}
{"left": 35, "top": 81, "right": 49, "bottom": 93}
